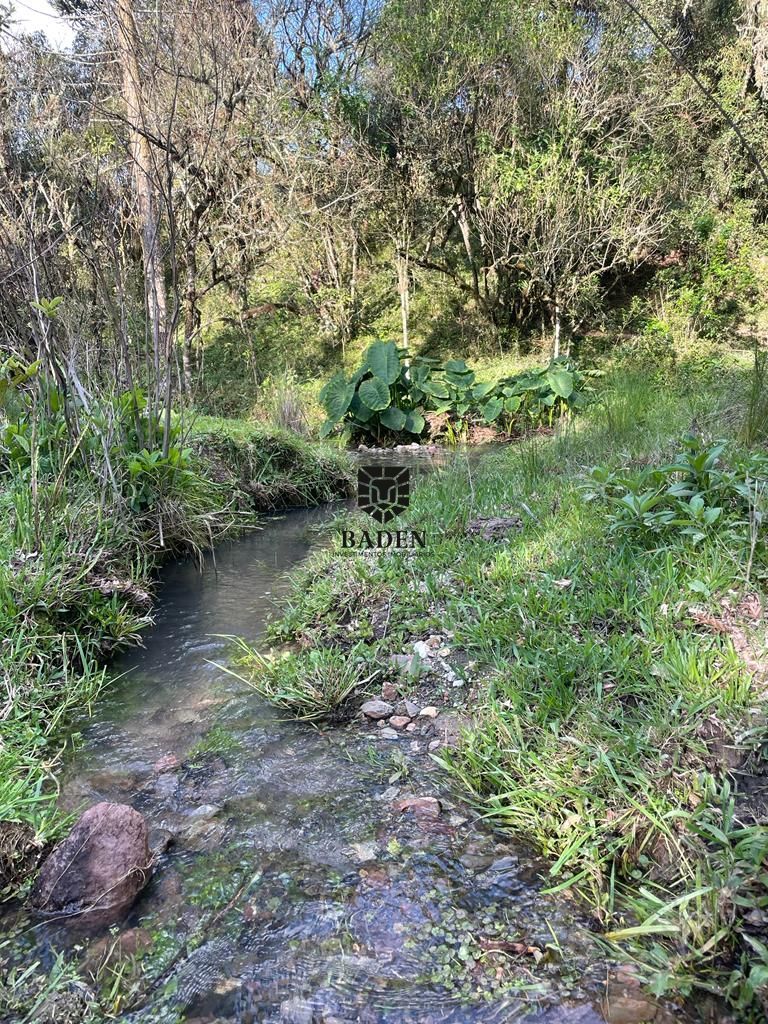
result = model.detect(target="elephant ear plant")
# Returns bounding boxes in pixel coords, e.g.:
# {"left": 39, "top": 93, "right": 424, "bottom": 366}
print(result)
{"left": 319, "top": 343, "right": 596, "bottom": 444}
{"left": 486, "top": 359, "right": 595, "bottom": 431}
{"left": 319, "top": 340, "right": 427, "bottom": 443}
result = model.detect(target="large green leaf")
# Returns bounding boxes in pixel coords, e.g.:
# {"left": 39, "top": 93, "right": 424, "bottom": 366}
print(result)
{"left": 505, "top": 371, "right": 544, "bottom": 395}
{"left": 358, "top": 375, "right": 391, "bottom": 411}
{"left": 364, "top": 341, "right": 400, "bottom": 385}
{"left": 421, "top": 379, "right": 450, "bottom": 399}
{"left": 404, "top": 410, "right": 426, "bottom": 435}
{"left": 319, "top": 373, "right": 355, "bottom": 421}
{"left": 482, "top": 397, "right": 504, "bottom": 422}
{"left": 350, "top": 393, "right": 374, "bottom": 423}
{"left": 443, "top": 359, "right": 472, "bottom": 375}
{"left": 379, "top": 406, "right": 407, "bottom": 431}
{"left": 319, "top": 419, "right": 336, "bottom": 438}
{"left": 545, "top": 366, "right": 575, "bottom": 398}
{"left": 408, "top": 362, "right": 431, "bottom": 386}
{"left": 445, "top": 370, "right": 475, "bottom": 387}
{"left": 472, "top": 381, "right": 495, "bottom": 399}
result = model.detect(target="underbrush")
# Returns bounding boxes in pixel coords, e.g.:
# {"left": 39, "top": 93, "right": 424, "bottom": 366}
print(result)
{"left": 253, "top": 361, "right": 768, "bottom": 1019}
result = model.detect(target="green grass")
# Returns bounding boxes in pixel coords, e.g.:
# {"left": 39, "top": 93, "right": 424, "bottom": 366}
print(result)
{"left": 252, "top": 356, "right": 768, "bottom": 1019}
{"left": 224, "top": 639, "right": 380, "bottom": 720}
{"left": 191, "top": 416, "right": 352, "bottom": 510}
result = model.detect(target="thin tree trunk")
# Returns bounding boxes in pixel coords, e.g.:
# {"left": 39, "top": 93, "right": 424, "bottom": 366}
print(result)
{"left": 348, "top": 231, "right": 359, "bottom": 355}
{"left": 182, "top": 233, "right": 196, "bottom": 397}
{"left": 457, "top": 197, "right": 480, "bottom": 302}
{"left": 397, "top": 222, "right": 411, "bottom": 353}
{"left": 552, "top": 292, "right": 561, "bottom": 359}
{"left": 115, "top": 0, "right": 168, "bottom": 422}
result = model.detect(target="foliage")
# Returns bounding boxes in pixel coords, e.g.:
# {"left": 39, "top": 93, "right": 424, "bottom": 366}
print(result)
{"left": 224, "top": 639, "right": 379, "bottom": 719}
{"left": 319, "top": 340, "right": 428, "bottom": 442}
{"left": 669, "top": 209, "right": 761, "bottom": 341}
{"left": 487, "top": 360, "right": 596, "bottom": 431}
{"left": 741, "top": 346, "right": 768, "bottom": 447}
{"left": 319, "top": 342, "right": 595, "bottom": 443}
{"left": 252, "top": 369, "right": 312, "bottom": 436}
{"left": 586, "top": 437, "right": 768, "bottom": 545}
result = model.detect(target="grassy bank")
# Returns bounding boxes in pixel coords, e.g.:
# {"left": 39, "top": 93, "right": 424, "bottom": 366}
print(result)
{"left": 0, "top": 417, "right": 351, "bottom": 900}
{"left": 239, "top": 356, "right": 768, "bottom": 1019}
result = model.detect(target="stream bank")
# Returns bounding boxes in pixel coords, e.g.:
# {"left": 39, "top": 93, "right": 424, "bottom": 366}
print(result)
{"left": 1, "top": 499, "right": 627, "bottom": 1024}
{"left": 241, "top": 372, "right": 768, "bottom": 1023}
{"left": 0, "top": 421, "right": 352, "bottom": 904}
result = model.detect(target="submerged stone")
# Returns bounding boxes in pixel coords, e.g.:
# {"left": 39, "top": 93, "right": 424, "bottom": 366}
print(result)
{"left": 393, "top": 796, "right": 441, "bottom": 819}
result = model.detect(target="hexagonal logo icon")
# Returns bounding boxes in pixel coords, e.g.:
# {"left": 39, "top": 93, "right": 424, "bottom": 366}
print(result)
{"left": 357, "top": 465, "right": 410, "bottom": 525}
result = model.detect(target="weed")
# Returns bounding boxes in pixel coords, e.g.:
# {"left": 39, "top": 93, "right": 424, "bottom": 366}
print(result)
{"left": 223, "top": 639, "right": 381, "bottom": 719}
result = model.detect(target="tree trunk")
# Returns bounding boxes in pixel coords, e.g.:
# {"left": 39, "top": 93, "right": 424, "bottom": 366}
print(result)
{"left": 456, "top": 197, "right": 480, "bottom": 303}
{"left": 182, "top": 234, "right": 196, "bottom": 397}
{"left": 397, "top": 248, "right": 410, "bottom": 352}
{"left": 396, "top": 219, "right": 411, "bottom": 353}
{"left": 743, "top": 0, "right": 768, "bottom": 101}
{"left": 115, "top": 0, "right": 168, "bottom": 434}
{"left": 552, "top": 292, "right": 561, "bottom": 359}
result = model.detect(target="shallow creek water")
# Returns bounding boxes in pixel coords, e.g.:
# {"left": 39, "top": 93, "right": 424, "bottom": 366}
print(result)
{"left": 5, "top": 454, "right": 620, "bottom": 1023}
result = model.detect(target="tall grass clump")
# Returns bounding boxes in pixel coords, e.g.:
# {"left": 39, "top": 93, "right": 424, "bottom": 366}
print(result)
{"left": 224, "top": 639, "right": 379, "bottom": 719}
{"left": 252, "top": 369, "right": 313, "bottom": 436}
{"left": 741, "top": 344, "right": 768, "bottom": 447}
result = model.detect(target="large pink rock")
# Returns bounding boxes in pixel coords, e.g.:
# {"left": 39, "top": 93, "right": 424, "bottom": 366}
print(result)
{"left": 30, "top": 802, "right": 152, "bottom": 919}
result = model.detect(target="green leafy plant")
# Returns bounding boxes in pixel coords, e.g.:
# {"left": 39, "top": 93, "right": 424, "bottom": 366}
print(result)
{"left": 124, "top": 445, "right": 197, "bottom": 512}
{"left": 587, "top": 437, "right": 768, "bottom": 544}
{"left": 319, "top": 345, "right": 596, "bottom": 444}
{"left": 489, "top": 359, "right": 595, "bottom": 432}
{"left": 319, "top": 340, "right": 427, "bottom": 442}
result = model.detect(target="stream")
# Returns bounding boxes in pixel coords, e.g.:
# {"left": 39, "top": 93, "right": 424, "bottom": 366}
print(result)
{"left": 3, "top": 453, "right": 617, "bottom": 1024}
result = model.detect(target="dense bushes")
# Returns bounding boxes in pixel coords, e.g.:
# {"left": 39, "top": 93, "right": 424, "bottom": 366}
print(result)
{"left": 319, "top": 340, "right": 596, "bottom": 443}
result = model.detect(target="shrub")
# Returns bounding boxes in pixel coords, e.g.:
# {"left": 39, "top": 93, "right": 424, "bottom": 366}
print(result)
{"left": 586, "top": 437, "right": 768, "bottom": 544}
{"left": 488, "top": 360, "right": 596, "bottom": 432}
{"left": 318, "top": 341, "right": 596, "bottom": 444}
{"left": 319, "top": 340, "right": 427, "bottom": 443}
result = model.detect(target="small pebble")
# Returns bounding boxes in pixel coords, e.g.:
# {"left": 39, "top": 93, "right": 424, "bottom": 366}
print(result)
{"left": 419, "top": 706, "right": 439, "bottom": 718}
{"left": 379, "top": 728, "right": 399, "bottom": 740}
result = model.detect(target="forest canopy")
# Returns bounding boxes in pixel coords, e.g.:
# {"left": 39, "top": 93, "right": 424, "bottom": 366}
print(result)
{"left": 0, "top": 0, "right": 766, "bottom": 422}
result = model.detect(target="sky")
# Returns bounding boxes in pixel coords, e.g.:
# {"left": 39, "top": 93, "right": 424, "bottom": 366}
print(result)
{"left": 8, "top": 0, "right": 75, "bottom": 49}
